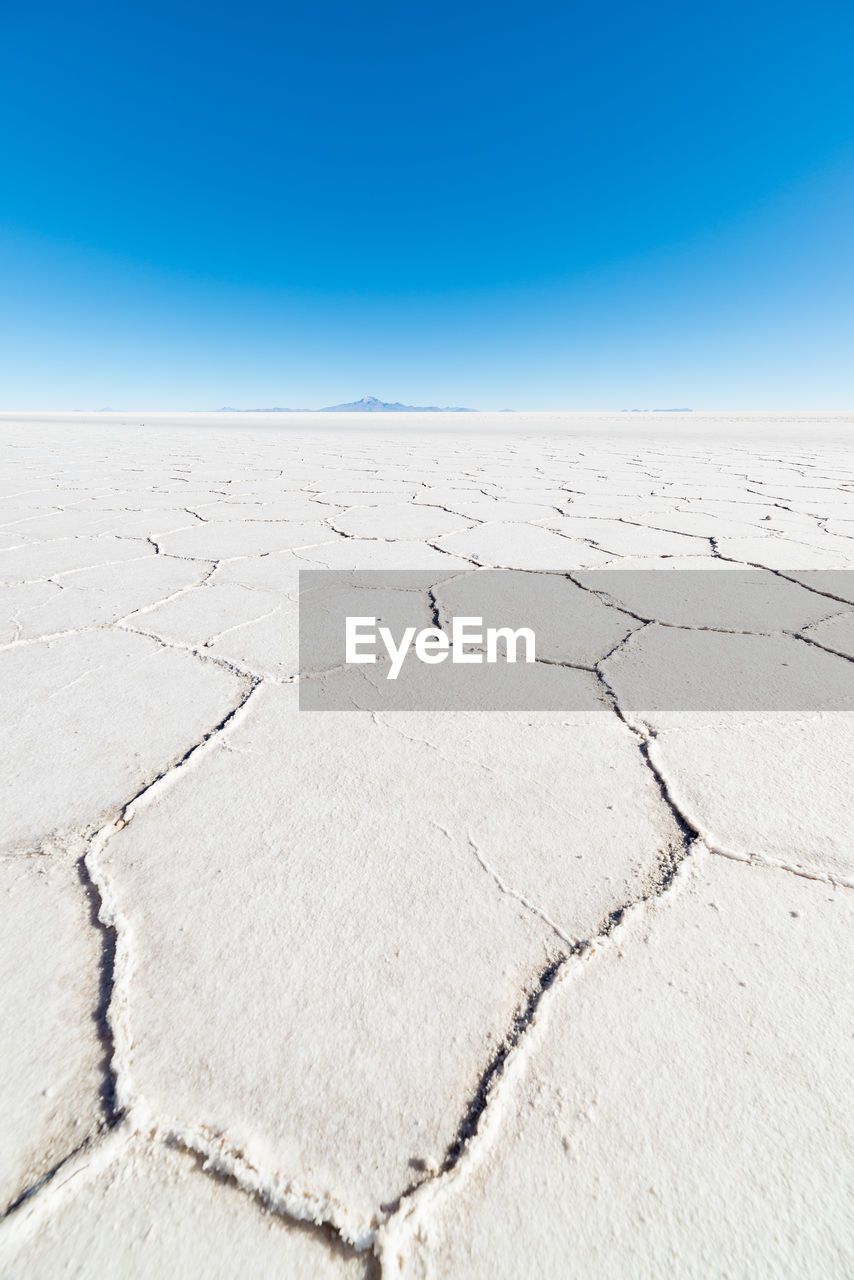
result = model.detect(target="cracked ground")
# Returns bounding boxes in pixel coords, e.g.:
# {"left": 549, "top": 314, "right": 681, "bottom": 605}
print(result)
{"left": 0, "top": 411, "right": 852, "bottom": 1279}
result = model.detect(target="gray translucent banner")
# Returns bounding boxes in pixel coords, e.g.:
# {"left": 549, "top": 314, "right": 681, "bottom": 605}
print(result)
{"left": 298, "top": 569, "right": 854, "bottom": 712}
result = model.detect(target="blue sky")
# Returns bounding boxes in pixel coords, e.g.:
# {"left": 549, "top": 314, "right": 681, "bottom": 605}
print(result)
{"left": 2, "top": 0, "right": 853, "bottom": 409}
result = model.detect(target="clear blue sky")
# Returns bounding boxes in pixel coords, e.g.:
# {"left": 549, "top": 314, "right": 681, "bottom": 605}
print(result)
{"left": 2, "top": 0, "right": 852, "bottom": 409}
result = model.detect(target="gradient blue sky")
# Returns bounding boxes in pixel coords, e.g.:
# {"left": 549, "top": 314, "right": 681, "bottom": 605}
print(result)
{"left": 2, "top": 0, "right": 853, "bottom": 409}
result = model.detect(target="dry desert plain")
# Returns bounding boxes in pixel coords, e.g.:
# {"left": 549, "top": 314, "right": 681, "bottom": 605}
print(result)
{"left": 0, "top": 410, "right": 853, "bottom": 1278}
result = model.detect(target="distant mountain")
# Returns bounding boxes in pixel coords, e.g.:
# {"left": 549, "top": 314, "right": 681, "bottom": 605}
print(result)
{"left": 214, "top": 395, "right": 475, "bottom": 412}
{"left": 319, "top": 395, "right": 474, "bottom": 412}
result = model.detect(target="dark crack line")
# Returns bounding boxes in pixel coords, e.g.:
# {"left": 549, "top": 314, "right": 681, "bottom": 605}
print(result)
{"left": 438, "top": 953, "right": 569, "bottom": 1174}
{"left": 1, "top": 1136, "right": 100, "bottom": 1220}
{"left": 380, "top": 952, "right": 573, "bottom": 1219}
{"left": 76, "top": 857, "right": 124, "bottom": 1128}
{"left": 165, "top": 1138, "right": 380, "bottom": 1277}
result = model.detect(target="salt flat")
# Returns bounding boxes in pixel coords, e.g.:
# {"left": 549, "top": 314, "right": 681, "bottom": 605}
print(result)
{"left": 0, "top": 411, "right": 852, "bottom": 1278}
